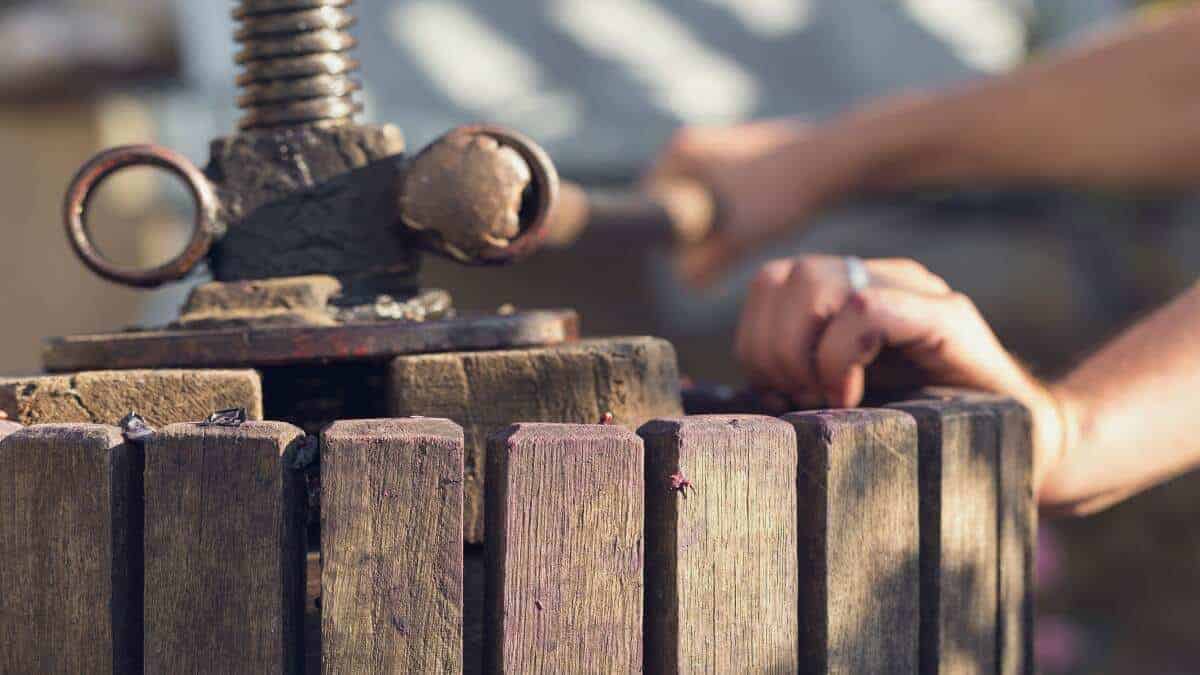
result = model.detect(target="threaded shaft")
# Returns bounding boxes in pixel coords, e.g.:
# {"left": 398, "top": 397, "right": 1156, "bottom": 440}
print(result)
{"left": 233, "top": 0, "right": 363, "bottom": 130}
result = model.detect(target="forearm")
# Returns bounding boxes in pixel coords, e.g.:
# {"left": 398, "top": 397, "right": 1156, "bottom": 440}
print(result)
{"left": 1039, "top": 282, "right": 1200, "bottom": 516}
{"left": 808, "top": 8, "right": 1200, "bottom": 198}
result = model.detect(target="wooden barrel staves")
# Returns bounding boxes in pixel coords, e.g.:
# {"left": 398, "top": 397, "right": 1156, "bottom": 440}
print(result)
{"left": 0, "top": 390, "right": 1033, "bottom": 674}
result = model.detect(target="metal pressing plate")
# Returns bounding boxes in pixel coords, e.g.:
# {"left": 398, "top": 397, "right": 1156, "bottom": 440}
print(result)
{"left": 43, "top": 309, "right": 579, "bottom": 373}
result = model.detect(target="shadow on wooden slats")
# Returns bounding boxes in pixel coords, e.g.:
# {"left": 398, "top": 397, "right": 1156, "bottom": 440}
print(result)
{"left": 783, "top": 409, "right": 920, "bottom": 674}
{"left": 888, "top": 396, "right": 1002, "bottom": 675}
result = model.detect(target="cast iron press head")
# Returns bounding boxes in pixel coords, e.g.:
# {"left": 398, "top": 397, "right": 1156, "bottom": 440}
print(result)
{"left": 45, "top": 0, "right": 578, "bottom": 373}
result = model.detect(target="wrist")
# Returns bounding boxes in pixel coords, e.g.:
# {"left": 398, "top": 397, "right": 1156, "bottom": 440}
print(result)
{"left": 1030, "top": 381, "right": 1084, "bottom": 500}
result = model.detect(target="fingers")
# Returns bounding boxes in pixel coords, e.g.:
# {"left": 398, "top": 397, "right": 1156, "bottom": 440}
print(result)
{"left": 736, "top": 256, "right": 849, "bottom": 400}
{"left": 737, "top": 255, "right": 1033, "bottom": 419}
{"left": 735, "top": 259, "right": 793, "bottom": 390}
{"left": 769, "top": 259, "right": 846, "bottom": 404}
{"left": 734, "top": 253, "right": 975, "bottom": 409}
{"left": 815, "top": 286, "right": 965, "bottom": 407}
{"left": 736, "top": 256, "right": 956, "bottom": 403}
{"left": 867, "top": 258, "right": 952, "bottom": 294}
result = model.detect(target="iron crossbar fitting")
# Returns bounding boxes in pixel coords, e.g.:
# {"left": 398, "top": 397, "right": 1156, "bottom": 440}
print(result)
{"left": 62, "top": 0, "right": 559, "bottom": 294}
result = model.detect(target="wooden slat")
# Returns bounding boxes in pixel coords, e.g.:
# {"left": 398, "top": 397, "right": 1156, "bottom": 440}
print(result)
{"left": 914, "top": 389, "right": 1036, "bottom": 675}
{"left": 390, "top": 337, "right": 682, "bottom": 544}
{"left": 640, "top": 415, "right": 799, "bottom": 673}
{"left": 782, "top": 409, "right": 920, "bottom": 673}
{"left": 485, "top": 424, "right": 644, "bottom": 674}
{"left": 321, "top": 418, "right": 464, "bottom": 673}
{"left": 0, "top": 424, "right": 142, "bottom": 674}
{"left": 143, "top": 422, "right": 306, "bottom": 674}
{"left": 986, "top": 397, "right": 1035, "bottom": 675}
{"left": 888, "top": 399, "right": 1000, "bottom": 675}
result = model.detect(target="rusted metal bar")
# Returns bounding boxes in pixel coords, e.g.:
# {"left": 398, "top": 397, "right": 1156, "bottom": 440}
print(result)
{"left": 42, "top": 309, "right": 579, "bottom": 372}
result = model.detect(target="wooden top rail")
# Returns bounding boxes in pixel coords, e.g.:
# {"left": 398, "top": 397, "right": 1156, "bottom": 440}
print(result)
{"left": 0, "top": 390, "right": 1033, "bottom": 674}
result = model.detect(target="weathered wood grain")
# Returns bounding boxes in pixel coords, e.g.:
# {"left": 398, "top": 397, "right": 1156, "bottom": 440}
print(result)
{"left": 0, "top": 368, "right": 263, "bottom": 427}
{"left": 485, "top": 424, "right": 644, "bottom": 674}
{"left": 911, "top": 389, "right": 1035, "bottom": 675}
{"left": 0, "top": 424, "right": 142, "bottom": 674}
{"left": 321, "top": 418, "right": 464, "bottom": 674}
{"left": 640, "top": 415, "right": 799, "bottom": 674}
{"left": 782, "top": 409, "right": 920, "bottom": 674}
{"left": 143, "top": 422, "right": 306, "bottom": 674}
{"left": 390, "top": 337, "right": 682, "bottom": 543}
{"left": 888, "top": 398, "right": 1000, "bottom": 675}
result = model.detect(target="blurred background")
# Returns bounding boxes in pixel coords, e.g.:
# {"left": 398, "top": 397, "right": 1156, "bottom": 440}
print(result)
{"left": 1, "top": 0, "right": 1198, "bottom": 672}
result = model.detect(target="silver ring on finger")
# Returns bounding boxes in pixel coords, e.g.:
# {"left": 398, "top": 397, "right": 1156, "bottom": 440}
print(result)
{"left": 845, "top": 256, "right": 870, "bottom": 292}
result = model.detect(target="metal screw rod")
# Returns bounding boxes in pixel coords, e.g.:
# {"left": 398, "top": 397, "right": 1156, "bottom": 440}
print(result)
{"left": 234, "top": 0, "right": 363, "bottom": 129}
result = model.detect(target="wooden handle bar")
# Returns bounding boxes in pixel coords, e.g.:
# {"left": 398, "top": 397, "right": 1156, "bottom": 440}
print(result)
{"left": 544, "top": 179, "right": 718, "bottom": 248}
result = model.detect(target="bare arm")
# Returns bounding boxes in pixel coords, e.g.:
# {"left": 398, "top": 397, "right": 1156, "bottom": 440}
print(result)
{"left": 846, "top": 7, "right": 1200, "bottom": 192}
{"left": 734, "top": 255, "right": 1200, "bottom": 517}
{"left": 1041, "top": 283, "right": 1200, "bottom": 516}
{"left": 652, "top": 8, "right": 1200, "bottom": 283}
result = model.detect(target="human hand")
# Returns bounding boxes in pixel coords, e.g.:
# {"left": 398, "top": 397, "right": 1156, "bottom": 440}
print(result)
{"left": 646, "top": 120, "right": 861, "bottom": 286}
{"left": 736, "top": 254, "right": 1069, "bottom": 489}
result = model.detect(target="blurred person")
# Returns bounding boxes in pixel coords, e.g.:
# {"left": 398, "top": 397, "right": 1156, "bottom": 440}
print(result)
{"left": 157, "top": 2, "right": 1126, "bottom": 346}
{"left": 696, "top": 6, "right": 1200, "bottom": 519}
{"left": 649, "top": 6, "right": 1200, "bottom": 285}
{"left": 735, "top": 253, "right": 1200, "bottom": 517}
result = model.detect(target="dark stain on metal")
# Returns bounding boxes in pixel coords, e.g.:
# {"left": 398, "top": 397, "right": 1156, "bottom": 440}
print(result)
{"left": 119, "top": 412, "right": 157, "bottom": 443}
{"left": 201, "top": 408, "right": 248, "bottom": 428}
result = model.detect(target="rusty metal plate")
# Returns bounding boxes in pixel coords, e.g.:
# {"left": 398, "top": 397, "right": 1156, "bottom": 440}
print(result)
{"left": 42, "top": 310, "right": 579, "bottom": 373}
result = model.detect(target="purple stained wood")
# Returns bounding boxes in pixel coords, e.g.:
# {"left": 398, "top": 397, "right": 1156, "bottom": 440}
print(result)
{"left": 640, "top": 415, "right": 799, "bottom": 674}
{"left": 321, "top": 418, "right": 464, "bottom": 673}
{"left": 485, "top": 423, "right": 644, "bottom": 674}
{"left": 143, "top": 422, "right": 307, "bottom": 674}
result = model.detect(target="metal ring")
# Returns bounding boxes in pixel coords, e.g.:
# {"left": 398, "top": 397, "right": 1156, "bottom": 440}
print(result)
{"left": 64, "top": 144, "right": 219, "bottom": 288}
{"left": 445, "top": 124, "right": 560, "bottom": 264}
{"left": 846, "top": 256, "right": 871, "bottom": 292}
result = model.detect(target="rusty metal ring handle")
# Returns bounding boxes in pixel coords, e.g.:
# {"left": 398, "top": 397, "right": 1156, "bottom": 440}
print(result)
{"left": 445, "top": 124, "right": 560, "bottom": 264}
{"left": 64, "top": 144, "right": 220, "bottom": 288}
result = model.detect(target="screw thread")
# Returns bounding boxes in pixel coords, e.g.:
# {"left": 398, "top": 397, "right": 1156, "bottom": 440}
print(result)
{"left": 233, "top": 0, "right": 363, "bottom": 130}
